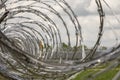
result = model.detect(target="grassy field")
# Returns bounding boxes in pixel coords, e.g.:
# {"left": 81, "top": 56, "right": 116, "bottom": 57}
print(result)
{"left": 73, "top": 63, "right": 120, "bottom": 80}
{"left": 0, "top": 63, "right": 120, "bottom": 80}
{"left": 73, "top": 68, "right": 119, "bottom": 80}
{"left": 0, "top": 75, "right": 8, "bottom": 80}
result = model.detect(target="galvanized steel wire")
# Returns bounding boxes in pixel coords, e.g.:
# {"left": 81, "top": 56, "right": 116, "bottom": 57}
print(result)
{"left": 0, "top": 0, "right": 120, "bottom": 80}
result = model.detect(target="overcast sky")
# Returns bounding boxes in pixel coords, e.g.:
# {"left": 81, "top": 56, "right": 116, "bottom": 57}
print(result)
{"left": 4, "top": 0, "right": 120, "bottom": 48}
{"left": 64, "top": 0, "right": 120, "bottom": 48}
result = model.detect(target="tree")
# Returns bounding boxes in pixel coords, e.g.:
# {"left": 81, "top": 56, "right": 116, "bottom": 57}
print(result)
{"left": 99, "top": 46, "right": 107, "bottom": 50}
{"left": 73, "top": 45, "right": 88, "bottom": 51}
{"left": 62, "top": 43, "right": 68, "bottom": 48}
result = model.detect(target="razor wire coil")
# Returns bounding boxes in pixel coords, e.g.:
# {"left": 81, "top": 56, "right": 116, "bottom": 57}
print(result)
{"left": 0, "top": 0, "right": 120, "bottom": 80}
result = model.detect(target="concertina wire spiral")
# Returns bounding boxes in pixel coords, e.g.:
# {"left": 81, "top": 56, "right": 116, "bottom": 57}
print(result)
{"left": 0, "top": 0, "right": 120, "bottom": 80}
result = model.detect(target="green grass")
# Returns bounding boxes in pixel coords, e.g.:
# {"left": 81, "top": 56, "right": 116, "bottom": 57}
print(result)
{"left": 0, "top": 63, "right": 120, "bottom": 80}
{"left": 73, "top": 69, "right": 99, "bottom": 80}
{"left": 72, "top": 63, "right": 120, "bottom": 80}
{"left": 94, "top": 69, "right": 119, "bottom": 80}
{"left": 73, "top": 69, "right": 119, "bottom": 80}
{"left": 0, "top": 75, "right": 8, "bottom": 80}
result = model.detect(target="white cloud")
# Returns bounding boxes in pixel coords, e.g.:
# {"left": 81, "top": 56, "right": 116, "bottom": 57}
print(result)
{"left": 5, "top": 0, "right": 120, "bottom": 48}
{"left": 85, "top": 0, "right": 97, "bottom": 13}
{"left": 52, "top": 0, "right": 120, "bottom": 47}
{"left": 71, "top": 0, "right": 120, "bottom": 47}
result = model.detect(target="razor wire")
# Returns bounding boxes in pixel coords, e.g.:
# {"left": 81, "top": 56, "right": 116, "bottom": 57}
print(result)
{"left": 0, "top": 0, "right": 120, "bottom": 80}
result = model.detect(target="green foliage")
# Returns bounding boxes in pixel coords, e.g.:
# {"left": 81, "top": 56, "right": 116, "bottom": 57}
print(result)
{"left": 99, "top": 46, "right": 107, "bottom": 50}
{"left": 61, "top": 42, "right": 73, "bottom": 51}
{"left": 72, "top": 45, "right": 88, "bottom": 52}
{"left": 62, "top": 43, "right": 69, "bottom": 49}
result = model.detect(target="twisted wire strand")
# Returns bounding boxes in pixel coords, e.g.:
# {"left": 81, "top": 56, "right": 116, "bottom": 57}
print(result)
{"left": 0, "top": 0, "right": 120, "bottom": 80}
{"left": 0, "top": 0, "right": 83, "bottom": 79}
{"left": 82, "top": 0, "right": 105, "bottom": 61}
